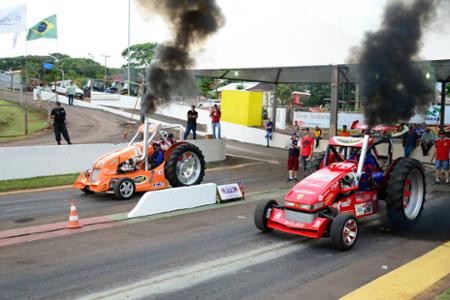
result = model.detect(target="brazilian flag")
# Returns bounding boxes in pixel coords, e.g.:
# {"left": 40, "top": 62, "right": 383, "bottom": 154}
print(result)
{"left": 26, "top": 15, "right": 57, "bottom": 41}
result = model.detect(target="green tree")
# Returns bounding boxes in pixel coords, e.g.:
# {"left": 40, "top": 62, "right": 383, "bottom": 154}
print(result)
{"left": 121, "top": 42, "right": 157, "bottom": 68}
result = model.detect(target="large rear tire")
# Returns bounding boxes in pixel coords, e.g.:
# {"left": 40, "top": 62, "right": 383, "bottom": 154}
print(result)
{"left": 330, "top": 214, "right": 359, "bottom": 250}
{"left": 254, "top": 199, "right": 278, "bottom": 232}
{"left": 385, "top": 158, "right": 425, "bottom": 232}
{"left": 165, "top": 143, "right": 205, "bottom": 187}
{"left": 306, "top": 152, "right": 325, "bottom": 175}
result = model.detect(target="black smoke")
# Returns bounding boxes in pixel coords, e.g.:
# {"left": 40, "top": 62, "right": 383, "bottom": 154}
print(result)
{"left": 358, "top": 0, "right": 438, "bottom": 126}
{"left": 137, "top": 0, "right": 225, "bottom": 114}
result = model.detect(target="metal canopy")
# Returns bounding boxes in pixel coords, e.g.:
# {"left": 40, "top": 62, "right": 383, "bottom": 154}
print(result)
{"left": 193, "top": 59, "right": 450, "bottom": 84}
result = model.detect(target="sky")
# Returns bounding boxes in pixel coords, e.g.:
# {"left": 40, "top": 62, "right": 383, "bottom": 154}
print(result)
{"left": 0, "top": 0, "right": 449, "bottom": 69}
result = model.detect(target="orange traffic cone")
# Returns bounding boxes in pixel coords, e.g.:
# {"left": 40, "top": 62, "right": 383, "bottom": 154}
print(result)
{"left": 67, "top": 200, "right": 82, "bottom": 229}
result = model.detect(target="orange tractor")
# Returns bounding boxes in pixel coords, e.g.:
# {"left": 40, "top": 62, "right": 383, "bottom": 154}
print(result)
{"left": 73, "top": 121, "right": 205, "bottom": 200}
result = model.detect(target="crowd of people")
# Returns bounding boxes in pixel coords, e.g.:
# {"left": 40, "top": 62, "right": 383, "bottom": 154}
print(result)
{"left": 286, "top": 127, "right": 314, "bottom": 182}
{"left": 402, "top": 124, "right": 450, "bottom": 184}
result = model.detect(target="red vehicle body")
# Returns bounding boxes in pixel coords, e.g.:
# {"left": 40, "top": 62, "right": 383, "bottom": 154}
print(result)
{"left": 255, "top": 126, "right": 426, "bottom": 250}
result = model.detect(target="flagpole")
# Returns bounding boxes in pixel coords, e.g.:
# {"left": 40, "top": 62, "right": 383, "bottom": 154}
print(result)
{"left": 24, "top": 21, "right": 29, "bottom": 135}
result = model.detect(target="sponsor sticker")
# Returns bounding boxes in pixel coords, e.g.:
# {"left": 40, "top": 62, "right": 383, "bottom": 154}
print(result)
{"left": 355, "top": 203, "right": 373, "bottom": 216}
{"left": 134, "top": 175, "right": 147, "bottom": 185}
{"left": 300, "top": 181, "right": 324, "bottom": 188}
{"left": 152, "top": 182, "right": 165, "bottom": 188}
{"left": 295, "top": 189, "right": 316, "bottom": 195}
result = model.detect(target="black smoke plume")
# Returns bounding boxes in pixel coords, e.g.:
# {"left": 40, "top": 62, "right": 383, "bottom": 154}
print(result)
{"left": 358, "top": 0, "right": 438, "bottom": 126}
{"left": 137, "top": 0, "right": 225, "bottom": 114}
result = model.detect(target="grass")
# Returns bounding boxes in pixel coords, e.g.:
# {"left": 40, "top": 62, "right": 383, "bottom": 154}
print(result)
{"left": 0, "top": 173, "right": 79, "bottom": 193}
{"left": 0, "top": 99, "right": 49, "bottom": 141}
{"left": 434, "top": 288, "right": 450, "bottom": 300}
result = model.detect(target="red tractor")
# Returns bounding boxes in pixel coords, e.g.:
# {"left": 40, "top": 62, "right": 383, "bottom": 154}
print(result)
{"left": 254, "top": 125, "right": 426, "bottom": 250}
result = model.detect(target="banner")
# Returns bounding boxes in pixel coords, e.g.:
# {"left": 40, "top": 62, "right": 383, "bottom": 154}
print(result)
{"left": 0, "top": 4, "right": 27, "bottom": 33}
{"left": 27, "top": 14, "right": 57, "bottom": 41}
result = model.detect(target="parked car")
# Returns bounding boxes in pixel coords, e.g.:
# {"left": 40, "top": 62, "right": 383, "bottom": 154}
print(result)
{"left": 83, "top": 79, "right": 106, "bottom": 97}
{"left": 52, "top": 80, "right": 84, "bottom": 99}
{"left": 198, "top": 98, "right": 221, "bottom": 108}
{"left": 105, "top": 80, "right": 140, "bottom": 96}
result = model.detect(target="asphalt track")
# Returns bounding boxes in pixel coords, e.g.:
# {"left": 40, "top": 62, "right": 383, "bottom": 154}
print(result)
{"left": 0, "top": 140, "right": 449, "bottom": 299}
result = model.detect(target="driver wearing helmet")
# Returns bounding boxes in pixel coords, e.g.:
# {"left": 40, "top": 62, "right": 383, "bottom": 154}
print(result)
{"left": 148, "top": 142, "right": 164, "bottom": 169}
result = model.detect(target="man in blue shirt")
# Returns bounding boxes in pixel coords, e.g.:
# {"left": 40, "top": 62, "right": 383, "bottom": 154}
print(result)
{"left": 265, "top": 119, "right": 273, "bottom": 147}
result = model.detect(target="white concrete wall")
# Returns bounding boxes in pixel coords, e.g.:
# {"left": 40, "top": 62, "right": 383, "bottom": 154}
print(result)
{"left": 189, "top": 139, "right": 226, "bottom": 162}
{"left": 155, "top": 102, "right": 211, "bottom": 126}
{"left": 0, "top": 140, "right": 225, "bottom": 181}
{"left": 91, "top": 92, "right": 141, "bottom": 110}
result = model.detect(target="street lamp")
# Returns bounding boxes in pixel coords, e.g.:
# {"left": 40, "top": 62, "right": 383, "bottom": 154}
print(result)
{"left": 87, "top": 53, "right": 95, "bottom": 61}
{"left": 49, "top": 54, "right": 64, "bottom": 82}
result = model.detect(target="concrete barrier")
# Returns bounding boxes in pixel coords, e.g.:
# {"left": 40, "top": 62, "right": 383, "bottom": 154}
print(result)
{"left": 0, "top": 140, "right": 225, "bottom": 181}
{"left": 127, "top": 183, "right": 217, "bottom": 218}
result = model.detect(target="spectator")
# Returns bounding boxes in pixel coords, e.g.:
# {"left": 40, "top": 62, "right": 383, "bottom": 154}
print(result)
{"left": 287, "top": 139, "right": 300, "bottom": 182}
{"left": 433, "top": 130, "right": 450, "bottom": 184}
{"left": 67, "top": 83, "right": 76, "bottom": 106}
{"left": 210, "top": 104, "right": 221, "bottom": 139}
{"left": 314, "top": 125, "right": 322, "bottom": 148}
{"left": 37, "top": 83, "right": 44, "bottom": 100}
{"left": 265, "top": 118, "right": 273, "bottom": 147}
{"left": 300, "top": 128, "right": 314, "bottom": 172}
{"left": 402, "top": 125, "right": 419, "bottom": 158}
{"left": 184, "top": 105, "right": 198, "bottom": 140}
{"left": 420, "top": 127, "right": 435, "bottom": 156}
{"left": 292, "top": 121, "right": 300, "bottom": 136}
{"left": 339, "top": 125, "right": 350, "bottom": 137}
{"left": 50, "top": 101, "right": 71, "bottom": 145}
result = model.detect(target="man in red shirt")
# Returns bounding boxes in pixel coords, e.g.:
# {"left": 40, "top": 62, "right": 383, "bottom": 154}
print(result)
{"left": 434, "top": 130, "right": 450, "bottom": 184}
{"left": 300, "top": 128, "right": 314, "bottom": 172}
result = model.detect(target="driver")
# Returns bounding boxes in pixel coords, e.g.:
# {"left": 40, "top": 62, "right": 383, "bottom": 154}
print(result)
{"left": 148, "top": 143, "right": 164, "bottom": 169}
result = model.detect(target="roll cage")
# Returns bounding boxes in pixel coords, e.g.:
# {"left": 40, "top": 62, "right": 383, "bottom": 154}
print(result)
{"left": 323, "top": 136, "right": 394, "bottom": 172}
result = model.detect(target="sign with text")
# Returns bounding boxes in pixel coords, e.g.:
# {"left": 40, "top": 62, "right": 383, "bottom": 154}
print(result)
{"left": 217, "top": 183, "right": 242, "bottom": 201}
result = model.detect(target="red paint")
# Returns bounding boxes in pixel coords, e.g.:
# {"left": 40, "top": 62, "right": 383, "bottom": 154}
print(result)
{"left": 0, "top": 215, "right": 125, "bottom": 247}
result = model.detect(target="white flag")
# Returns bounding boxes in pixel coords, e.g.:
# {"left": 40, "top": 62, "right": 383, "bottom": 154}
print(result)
{"left": 0, "top": 4, "right": 27, "bottom": 34}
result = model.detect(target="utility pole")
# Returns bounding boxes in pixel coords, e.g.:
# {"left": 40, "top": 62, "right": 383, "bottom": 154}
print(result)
{"left": 101, "top": 53, "right": 110, "bottom": 83}
{"left": 330, "top": 65, "right": 339, "bottom": 136}
{"left": 127, "top": 0, "right": 131, "bottom": 96}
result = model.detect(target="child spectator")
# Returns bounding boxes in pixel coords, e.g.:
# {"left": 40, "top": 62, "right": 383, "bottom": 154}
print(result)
{"left": 314, "top": 125, "right": 322, "bottom": 148}
{"left": 420, "top": 127, "right": 434, "bottom": 156}
{"left": 287, "top": 139, "right": 300, "bottom": 182}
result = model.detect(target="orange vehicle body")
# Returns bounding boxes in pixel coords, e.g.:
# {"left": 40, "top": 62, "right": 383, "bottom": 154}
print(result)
{"left": 73, "top": 141, "right": 185, "bottom": 194}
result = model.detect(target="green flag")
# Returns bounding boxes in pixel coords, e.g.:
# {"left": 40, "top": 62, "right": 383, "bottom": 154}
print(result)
{"left": 26, "top": 15, "right": 57, "bottom": 41}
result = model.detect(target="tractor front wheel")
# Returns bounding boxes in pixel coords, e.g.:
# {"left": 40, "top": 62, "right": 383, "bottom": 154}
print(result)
{"left": 254, "top": 199, "right": 277, "bottom": 233}
{"left": 330, "top": 214, "right": 359, "bottom": 250}
{"left": 113, "top": 178, "right": 135, "bottom": 200}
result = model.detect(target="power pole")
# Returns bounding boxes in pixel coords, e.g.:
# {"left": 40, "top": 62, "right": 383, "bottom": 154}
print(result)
{"left": 127, "top": 0, "right": 131, "bottom": 96}
{"left": 101, "top": 53, "right": 110, "bottom": 83}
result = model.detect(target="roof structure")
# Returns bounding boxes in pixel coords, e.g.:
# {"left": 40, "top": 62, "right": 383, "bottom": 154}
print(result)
{"left": 193, "top": 59, "right": 450, "bottom": 84}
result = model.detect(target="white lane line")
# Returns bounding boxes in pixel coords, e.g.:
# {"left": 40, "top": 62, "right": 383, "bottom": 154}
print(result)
{"left": 79, "top": 240, "right": 313, "bottom": 300}
{"left": 226, "top": 153, "right": 280, "bottom": 165}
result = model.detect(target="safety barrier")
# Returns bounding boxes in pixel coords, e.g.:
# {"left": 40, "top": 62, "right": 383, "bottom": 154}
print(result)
{"left": 127, "top": 183, "right": 217, "bottom": 218}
